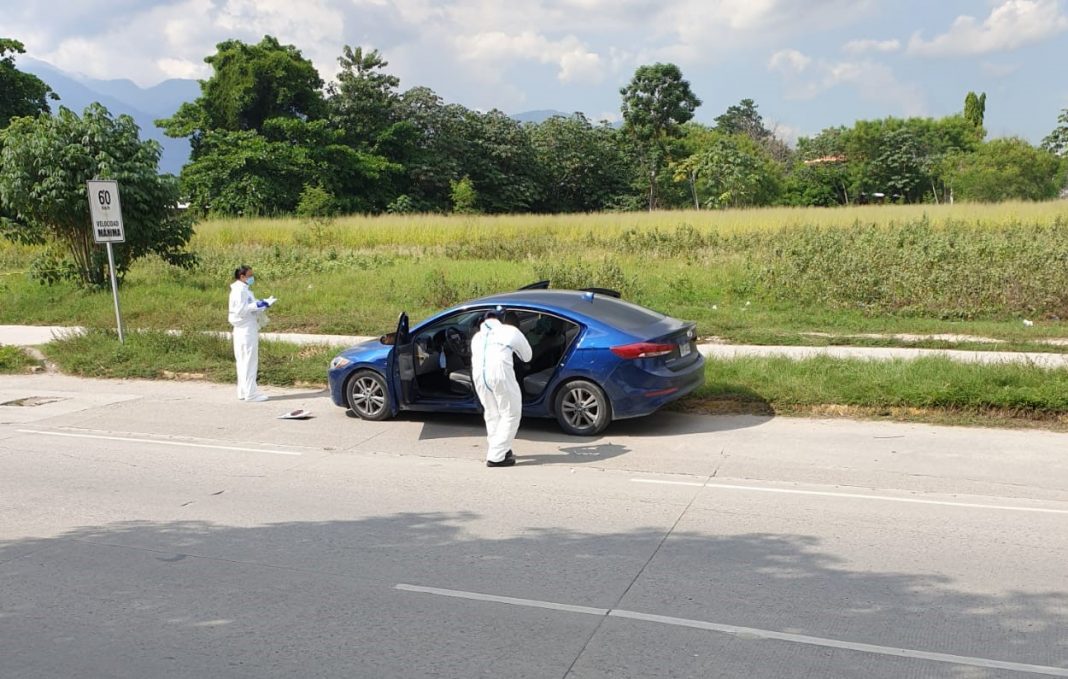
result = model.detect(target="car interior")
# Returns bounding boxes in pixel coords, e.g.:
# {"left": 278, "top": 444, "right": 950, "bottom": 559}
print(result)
{"left": 408, "top": 309, "right": 581, "bottom": 403}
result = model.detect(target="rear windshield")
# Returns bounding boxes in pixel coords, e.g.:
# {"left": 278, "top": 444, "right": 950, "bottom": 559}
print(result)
{"left": 569, "top": 295, "right": 665, "bottom": 330}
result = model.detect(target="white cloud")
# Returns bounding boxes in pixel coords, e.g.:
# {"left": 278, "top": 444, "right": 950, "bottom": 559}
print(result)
{"left": 907, "top": 0, "right": 1068, "bottom": 57}
{"left": 455, "top": 31, "right": 605, "bottom": 84}
{"left": 645, "top": 0, "right": 876, "bottom": 66}
{"left": 769, "top": 49, "right": 926, "bottom": 117}
{"left": 842, "top": 38, "right": 901, "bottom": 55}
{"left": 18, "top": 0, "right": 345, "bottom": 86}
{"left": 10, "top": 0, "right": 884, "bottom": 91}
{"left": 769, "top": 49, "right": 812, "bottom": 74}
{"left": 156, "top": 57, "right": 208, "bottom": 80}
{"left": 558, "top": 49, "right": 604, "bottom": 84}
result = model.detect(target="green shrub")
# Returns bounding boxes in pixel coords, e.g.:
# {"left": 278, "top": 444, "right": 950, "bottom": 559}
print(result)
{"left": 0, "top": 345, "right": 36, "bottom": 373}
{"left": 533, "top": 257, "right": 638, "bottom": 297}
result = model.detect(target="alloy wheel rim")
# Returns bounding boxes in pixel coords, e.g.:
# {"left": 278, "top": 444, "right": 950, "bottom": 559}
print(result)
{"left": 561, "top": 387, "right": 600, "bottom": 430}
{"left": 352, "top": 376, "right": 386, "bottom": 415}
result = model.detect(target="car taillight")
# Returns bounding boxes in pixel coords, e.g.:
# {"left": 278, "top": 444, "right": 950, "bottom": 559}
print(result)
{"left": 611, "top": 342, "right": 676, "bottom": 359}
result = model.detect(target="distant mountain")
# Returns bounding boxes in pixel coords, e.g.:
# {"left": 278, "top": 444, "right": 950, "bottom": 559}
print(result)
{"left": 88, "top": 77, "right": 200, "bottom": 120}
{"left": 21, "top": 59, "right": 197, "bottom": 175}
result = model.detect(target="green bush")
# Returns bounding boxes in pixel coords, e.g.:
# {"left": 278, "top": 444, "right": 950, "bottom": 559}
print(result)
{"left": 0, "top": 345, "right": 36, "bottom": 373}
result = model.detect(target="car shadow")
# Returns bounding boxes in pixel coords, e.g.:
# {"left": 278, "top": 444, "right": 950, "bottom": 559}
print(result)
{"left": 405, "top": 387, "right": 773, "bottom": 460}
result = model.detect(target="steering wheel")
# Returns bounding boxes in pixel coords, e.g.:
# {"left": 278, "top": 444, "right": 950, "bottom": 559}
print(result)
{"left": 444, "top": 326, "right": 469, "bottom": 357}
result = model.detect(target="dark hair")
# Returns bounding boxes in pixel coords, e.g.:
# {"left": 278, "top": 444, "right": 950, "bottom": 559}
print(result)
{"left": 482, "top": 310, "right": 500, "bottom": 323}
{"left": 234, "top": 265, "right": 252, "bottom": 280}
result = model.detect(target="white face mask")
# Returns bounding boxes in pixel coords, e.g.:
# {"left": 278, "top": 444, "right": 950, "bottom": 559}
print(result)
{"left": 246, "top": 275, "right": 255, "bottom": 286}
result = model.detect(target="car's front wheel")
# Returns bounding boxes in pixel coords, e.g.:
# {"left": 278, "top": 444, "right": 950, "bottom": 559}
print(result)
{"left": 346, "top": 370, "right": 392, "bottom": 421}
{"left": 554, "top": 379, "right": 611, "bottom": 436}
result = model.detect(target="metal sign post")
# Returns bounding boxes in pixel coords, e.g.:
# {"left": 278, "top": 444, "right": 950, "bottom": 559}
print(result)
{"left": 87, "top": 179, "right": 126, "bottom": 343}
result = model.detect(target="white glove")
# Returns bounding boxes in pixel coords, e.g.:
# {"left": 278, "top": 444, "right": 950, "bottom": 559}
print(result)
{"left": 265, "top": 296, "right": 278, "bottom": 307}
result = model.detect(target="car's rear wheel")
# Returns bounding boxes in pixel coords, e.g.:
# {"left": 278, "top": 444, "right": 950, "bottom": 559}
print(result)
{"left": 554, "top": 379, "right": 610, "bottom": 436}
{"left": 346, "top": 370, "right": 391, "bottom": 421}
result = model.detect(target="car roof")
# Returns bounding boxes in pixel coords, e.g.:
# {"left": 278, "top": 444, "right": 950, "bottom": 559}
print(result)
{"left": 463, "top": 289, "right": 668, "bottom": 330}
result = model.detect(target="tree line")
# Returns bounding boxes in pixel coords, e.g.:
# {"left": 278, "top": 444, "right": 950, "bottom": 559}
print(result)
{"left": 149, "top": 36, "right": 1066, "bottom": 215}
{"left": 3, "top": 34, "right": 1068, "bottom": 287}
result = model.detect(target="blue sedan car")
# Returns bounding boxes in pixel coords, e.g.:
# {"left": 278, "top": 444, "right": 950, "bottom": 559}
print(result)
{"left": 327, "top": 286, "right": 705, "bottom": 436}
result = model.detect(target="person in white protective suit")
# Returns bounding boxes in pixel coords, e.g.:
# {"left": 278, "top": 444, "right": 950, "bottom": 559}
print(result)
{"left": 228, "top": 265, "right": 277, "bottom": 402}
{"left": 471, "top": 309, "right": 532, "bottom": 467}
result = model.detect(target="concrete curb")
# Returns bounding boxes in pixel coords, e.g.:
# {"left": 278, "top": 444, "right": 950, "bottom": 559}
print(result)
{"left": 3, "top": 325, "right": 1068, "bottom": 368}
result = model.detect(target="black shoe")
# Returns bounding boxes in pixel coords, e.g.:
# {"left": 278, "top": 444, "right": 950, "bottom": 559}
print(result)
{"left": 487, "top": 456, "right": 516, "bottom": 468}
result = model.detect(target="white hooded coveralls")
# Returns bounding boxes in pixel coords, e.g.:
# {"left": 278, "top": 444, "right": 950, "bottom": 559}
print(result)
{"left": 471, "top": 318, "right": 533, "bottom": 463}
{"left": 228, "top": 280, "right": 267, "bottom": 400}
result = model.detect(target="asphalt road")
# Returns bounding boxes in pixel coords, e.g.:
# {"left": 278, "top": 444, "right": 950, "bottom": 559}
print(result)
{"left": 1, "top": 374, "right": 1067, "bottom": 678}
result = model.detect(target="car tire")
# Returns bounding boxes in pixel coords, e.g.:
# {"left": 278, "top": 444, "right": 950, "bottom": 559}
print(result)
{"left": 346, "top": 370, "right": 392, "bottom": 421}
{"left": 554, "top": 379, "right": 611, "bottom": 436}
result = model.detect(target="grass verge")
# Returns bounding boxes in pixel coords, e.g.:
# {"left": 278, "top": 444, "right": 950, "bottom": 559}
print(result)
{"left": 41, "top": 329, "right": 342, "bottom": 387}
{"left": 698, "top": 355, "right": 1068, "bottom": 411}
{"left": 0, "top": 345, "right": 38, "bottom": 373}
{"left": 38, "top": 330, "right": 1068, "bottom": 430}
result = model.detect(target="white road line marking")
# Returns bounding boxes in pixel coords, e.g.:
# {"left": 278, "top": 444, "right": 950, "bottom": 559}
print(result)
{"left": 394, "top": 584, "right": 608, "bottom": 616}
{"left": 608, "top": 609, "right": 1068, "bottom": 677}
{"left": 16, "top": 429, "right": 302, "bottom": 456}
{"left": 631, "top": 479, "right": 1068, "bottom": 515}
{"left": 396, "top": 583, "right": 1068, "bottom": 677}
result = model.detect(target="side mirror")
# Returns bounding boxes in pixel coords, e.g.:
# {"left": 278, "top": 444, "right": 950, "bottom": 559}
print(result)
{"left": 380, "top": 332, "right": 397, "bottom": 345}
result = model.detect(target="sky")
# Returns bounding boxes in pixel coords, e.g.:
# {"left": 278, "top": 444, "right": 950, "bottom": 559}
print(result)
{"left": 3, "top": 0, "right": 1068, "bottom": 144}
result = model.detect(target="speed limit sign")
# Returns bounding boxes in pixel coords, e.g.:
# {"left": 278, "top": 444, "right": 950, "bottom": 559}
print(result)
{"left": 86, "top": 178, "right": 127, "bottom": 342}
{"left": 87, "top": 179, "right": 125, "bottom": 243}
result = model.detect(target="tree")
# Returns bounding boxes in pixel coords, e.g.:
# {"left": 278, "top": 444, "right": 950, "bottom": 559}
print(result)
{"left": 528, "top": 114, "right": 631, "bottom": 212}
{"left": 392, "top": 87, "right": 468, "bottom": 211}
{"left": 714, "top": 98, "right": 770, "bottom": 142}
{"left": 620, "top": 63, "right": 701, "bottom": 210}
{"left": 785, "top": 127, "right": 854, "bottom": 206}
{"left": 963, "top": 91, "right": 987, "bottom": 131}
{"left": 450, "top": 176, "right": 478, "bottom": 214}
{"left": 159, "top": 37, "right": 397, "bottom": 216}
{"left": 296, "top": 184, "right": 338, "bottom": 251}
{"left": 464, "top": 110, "right": 542, "bottom": 213}
{"left": 328, "top": 46, "right": 403, "bottom": 151}
{"left": 941, "top": 137, "right": 1064, "bottom": 202}
{"left": 325, "top": 49, "right": 418, "bottom": 208}
{"left": 157, "top": 35, "right": 326, "bottom": 156}
{"left": 844, "top": 115, "right": 982, "bottom": 203}
{"left": 0, "top": 38, "right": 58, "bottom": 129}
{"left": 869, "top": 127, "right": 928, "bottom": 202}
{"left": 390, "top": 92, "right": 543, "bottom": 214}
{"left": 179, "top": 119, "right": 396, "bottom": 216}
{"left": 1042, "top": 108, "right": 1068, "bottom": 157}
{"left": 673, "top": 130, "right": 782, "bottom": 209}
{"left": 0, "top": 104, "right": 194, "bottom": 287}
{"left": 714, "top": 97, "right": 792, "bottom": 164}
